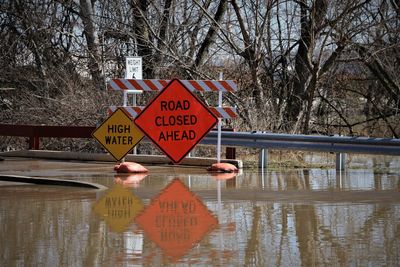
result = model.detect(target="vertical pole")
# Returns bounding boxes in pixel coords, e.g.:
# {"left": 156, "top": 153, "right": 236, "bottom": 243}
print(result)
{"left": 121, "top": 67, "right": 129, "bottom": 162}
{"left": 260, "top": 148, "right": 268, "bottom": 188}
{"left": 335, "top": 152, "right": 346, "bottom": 171}
{"left": 132, "top": 93, "right": 136, "bottom": 106}
{"left": 216, "top": 70, "right": 223, "bottom": 251}
{"left": 132, "top": 92, "right": 138, "bottom": 155}
{"left": 217, "top": 72, "right": 223, "bottom": 163}
{"left": 225, "top": 129, "right": 236, "bottom": 159}
{"left": 260, "top": 148, "right": 269, "bottom": 189}
{"left": 121, "top": 90, "right": 128, "bottom": 163}
{"left": 101, "top": 33, "right": 106, "bottom": 90}
{"left": 29, "top": 136, "right": 40, "bottom": 150}
{"left": 217, "top": 179, "right": 223, "bottom": 258}
{"left": 261, "top": 163, "right": 265, "bottom": 189}
{"left": 226, "top": 146, "right": 236, "bottom": 159}
{"left": 336, "top": 166, "right": 345, "bottom": 189}
{"left": 217, "top": 180, "right": 222, "bottom": 220}
{"left": 259, "top": 148, "right": 268, "bottom": 169}
{"left": 123, "top": 90, "right": 128, "bottom": 107}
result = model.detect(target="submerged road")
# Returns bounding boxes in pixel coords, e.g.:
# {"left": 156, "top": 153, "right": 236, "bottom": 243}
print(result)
{"left": 0, "top": 156, "right": 399, "bottom": 204}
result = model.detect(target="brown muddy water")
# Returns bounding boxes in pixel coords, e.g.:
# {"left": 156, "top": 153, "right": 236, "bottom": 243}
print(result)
{"left": 0, "top": 155, "right": 399, "bottom": 266}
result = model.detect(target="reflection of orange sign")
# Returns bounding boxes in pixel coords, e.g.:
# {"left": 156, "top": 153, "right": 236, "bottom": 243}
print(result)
{"left": 93, "top": 184, "right": 143, "bottom": 232}
{"left": 135, "top": 178, "right": 218, "bottom": 261}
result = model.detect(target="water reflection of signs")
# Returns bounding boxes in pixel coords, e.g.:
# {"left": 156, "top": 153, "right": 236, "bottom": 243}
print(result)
{"left": 93, "top": 184, "right": 143, "bottom": 233}
{"left": 135, "top": 178, "right": 218, "bottom": 261}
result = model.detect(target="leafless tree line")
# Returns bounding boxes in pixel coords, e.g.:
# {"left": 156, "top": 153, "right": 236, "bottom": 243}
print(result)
{"left": 1, "top": 0, "right": 399, "bottom": 138}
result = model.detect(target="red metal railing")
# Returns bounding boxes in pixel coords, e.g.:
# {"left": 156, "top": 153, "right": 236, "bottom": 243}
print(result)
{"left": 0, "top": 124, "right": 95, "bottom": 150}
{"left": 0, "top": 124, "right": 236, "bottom": 159}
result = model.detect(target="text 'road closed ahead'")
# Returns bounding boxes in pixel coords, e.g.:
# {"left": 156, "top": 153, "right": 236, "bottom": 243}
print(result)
{"left": 134, "top": 79, "right": 218, "bottom": 164}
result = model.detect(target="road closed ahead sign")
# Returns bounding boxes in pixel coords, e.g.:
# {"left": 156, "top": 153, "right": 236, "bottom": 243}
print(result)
{"left": 134, "top": 79, "right": 218, "bottom": 164}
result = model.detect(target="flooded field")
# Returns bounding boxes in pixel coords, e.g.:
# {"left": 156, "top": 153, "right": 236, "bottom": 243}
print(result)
{"left": 0, "top": 155, "right": 399, "bottom": 266}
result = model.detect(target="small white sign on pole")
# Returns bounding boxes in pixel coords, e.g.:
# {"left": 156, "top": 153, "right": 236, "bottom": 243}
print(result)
{"left": 124, "top": 56, "right": 143, "bottom": 156}
{"left": 125, "top": 56, "right": 142, "bottom": 79}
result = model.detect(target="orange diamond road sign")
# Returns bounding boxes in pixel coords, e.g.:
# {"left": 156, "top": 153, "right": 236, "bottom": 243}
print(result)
{"left": 93, "top": 184, "right": 144, "bottom": 233}
{"left": 134, "top": 179, "right": 218, "bottom": 261}
{"left": 92, "top": 108, "right": 144, "bottom": 161}
{"left": 134, "top": 79, "right": 218, "bottom": 164}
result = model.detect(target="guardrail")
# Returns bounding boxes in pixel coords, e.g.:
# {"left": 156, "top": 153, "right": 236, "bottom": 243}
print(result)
{"left": 1, "top": 124, "right": 399, "bottom": 169}
{"left": 202, "top": 131, "right": 400, "bottom": 156}
{"left": 202, "top": 131, "right": 400, "bottom": 171}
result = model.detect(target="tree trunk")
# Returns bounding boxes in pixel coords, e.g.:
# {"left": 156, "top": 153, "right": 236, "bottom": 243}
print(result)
{"left": 194, "top": 0, "right": 228, "bottom": 67}
{"left": 230, "top": 0, "right": 265, "bottom": 109}
{"left": 131, "top": 0, "right": 153, "bottom": 78}
{"left": 79, "top": 0, "right": 103, "bottom": 89}
{"left": 289, "top": 0, "right": 312, "bottom": 128}
{"left": 287, "top": 0, "right": 328, "bottom": 133}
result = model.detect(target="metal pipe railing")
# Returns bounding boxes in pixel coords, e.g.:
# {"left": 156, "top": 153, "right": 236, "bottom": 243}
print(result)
{"left": 0, "top": 124, "right": 95, "bottom": 150}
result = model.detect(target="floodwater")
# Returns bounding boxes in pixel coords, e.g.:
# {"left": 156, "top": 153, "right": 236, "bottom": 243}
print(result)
{"left": 0, "top": 155, "right": 399, "bottom": 266}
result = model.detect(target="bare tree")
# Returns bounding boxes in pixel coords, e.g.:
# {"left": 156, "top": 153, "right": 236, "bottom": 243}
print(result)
{"left": 1, "top": 0, "right": 399, "bottom": 142}
{"left": 78, "top": 0, "right": 104, "bottom": 89}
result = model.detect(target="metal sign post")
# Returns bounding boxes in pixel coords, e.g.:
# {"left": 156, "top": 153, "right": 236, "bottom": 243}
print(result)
{"left": 124, "top": 57, "right": 143, "bottom": 155}
{"left": 217, "top": 72, "right": 223, "bottom": 163}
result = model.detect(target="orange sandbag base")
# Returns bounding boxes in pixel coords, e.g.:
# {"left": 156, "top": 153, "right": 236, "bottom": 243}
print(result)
{"left": 114, "top": 162, "right": 148, "bottom": 173}
{"left": 207, "top": 162, "right": 238, "bottom": 173}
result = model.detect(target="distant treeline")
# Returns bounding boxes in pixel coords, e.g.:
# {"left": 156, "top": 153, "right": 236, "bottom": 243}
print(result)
{"left": 1, "top": 0, "right": 399, "bottom": 142}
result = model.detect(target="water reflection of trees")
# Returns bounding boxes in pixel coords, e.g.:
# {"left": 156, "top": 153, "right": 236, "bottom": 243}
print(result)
{"left": 0, "top": 188, "right": 100, "bottom": 266}
{"left": 1, "top": 167, "right": 399, "bottom": 266}
{"left": 223, "top": 201, "right": 399, "bottom": 266}
{"left": 225, "top": 169, "right": 400, "bottom": 266}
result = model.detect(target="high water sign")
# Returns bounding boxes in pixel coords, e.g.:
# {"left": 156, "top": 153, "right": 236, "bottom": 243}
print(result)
{"left": 92, "top": 108, "right": 144, "bottom": 161}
